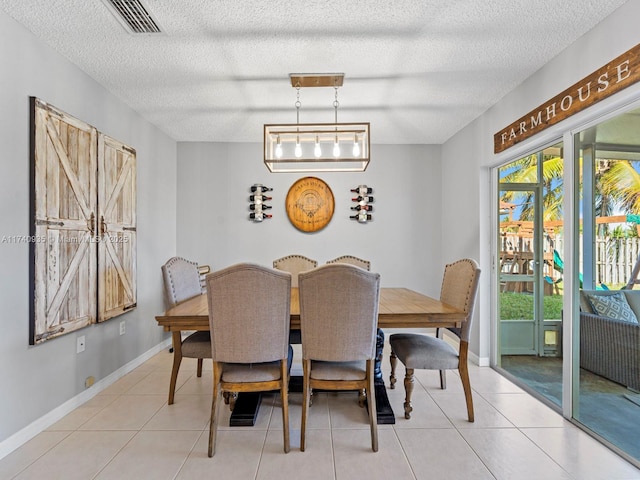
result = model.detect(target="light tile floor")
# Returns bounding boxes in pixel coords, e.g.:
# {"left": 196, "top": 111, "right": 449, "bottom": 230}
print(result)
{"left": 2, "top": 344, "right": 640, "bottom": 480}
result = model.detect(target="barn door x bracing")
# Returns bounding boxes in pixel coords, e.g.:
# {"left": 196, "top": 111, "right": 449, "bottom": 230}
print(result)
{"left": 97, "top": 135, "right": 137, "bottom": 322}
{"left": 30, "top": 98, "right": 137, "bottom": 344}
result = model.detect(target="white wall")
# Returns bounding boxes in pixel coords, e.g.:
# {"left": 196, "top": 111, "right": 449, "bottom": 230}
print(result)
{"left": 441, "top": 0, "right": 640, "bottom": 364}
{"left": 0, "top": 11, "right": 177, "bottom": 446}
{"left": 177, "top": 142, "right": 443, "bottom": 296}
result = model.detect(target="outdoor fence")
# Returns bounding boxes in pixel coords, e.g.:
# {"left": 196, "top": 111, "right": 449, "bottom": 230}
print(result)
{"left": 554, "top": 236, "right": 640, "bottom": 286}
{"left": 502, "top": 236, "right": 640, "bottom": 289}
{"left": 595, "top": 237, "right": 640, "bottom": 286}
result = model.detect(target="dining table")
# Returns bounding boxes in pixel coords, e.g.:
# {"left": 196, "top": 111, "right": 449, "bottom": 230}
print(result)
{"left": 156, "top": 287, "right": 466, "bottom": 425}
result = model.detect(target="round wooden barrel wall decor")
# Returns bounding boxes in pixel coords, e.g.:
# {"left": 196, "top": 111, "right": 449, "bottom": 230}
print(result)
{"left": 285, "top": 177, "right": 335, "bottom": 232}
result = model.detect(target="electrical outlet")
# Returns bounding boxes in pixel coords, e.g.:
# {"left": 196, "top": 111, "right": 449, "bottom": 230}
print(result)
{"left": 119, "top": 320, "right": 125, "bottom": 335}
{"left": 85, "top": 376, "right": 95, "bottom": 388}
{"left": 77, "top": 335, "right": 85, "bottom": 353}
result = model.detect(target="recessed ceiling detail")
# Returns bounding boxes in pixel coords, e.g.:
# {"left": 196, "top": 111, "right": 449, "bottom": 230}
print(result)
{"left": 103, "top": 0, "right": 161, "bottom": 34}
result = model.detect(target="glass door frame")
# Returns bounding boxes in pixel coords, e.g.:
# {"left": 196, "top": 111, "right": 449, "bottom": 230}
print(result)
{"left": 492, "top": 136, "right": 573, "bottom": 416}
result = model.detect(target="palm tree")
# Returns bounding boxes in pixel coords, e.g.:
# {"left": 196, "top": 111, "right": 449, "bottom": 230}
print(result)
{"left": 600, "top": 160, "right": 640, "bottom": 214}
{"left": 501, "top": 154, "right": 640, "bottom": 225}
{"left": 499, "top": 152, "right": 564, "bottom": 223}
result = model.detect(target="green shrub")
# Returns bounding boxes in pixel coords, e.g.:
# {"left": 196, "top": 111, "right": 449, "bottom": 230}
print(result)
{"left": 499, "top": 292, "right": 563, "bottom": 320}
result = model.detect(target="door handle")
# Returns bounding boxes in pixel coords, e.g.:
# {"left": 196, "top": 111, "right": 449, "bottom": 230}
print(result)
{"left": 88, "top": 212, "right": 95, "bottom": 237}
{"left": 100, "top": 215, "right": 107, "bottom": 237}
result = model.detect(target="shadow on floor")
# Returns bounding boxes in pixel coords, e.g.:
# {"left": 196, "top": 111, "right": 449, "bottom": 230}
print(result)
{"left": 501, "top": 355, "right": 640, "bottom": 461}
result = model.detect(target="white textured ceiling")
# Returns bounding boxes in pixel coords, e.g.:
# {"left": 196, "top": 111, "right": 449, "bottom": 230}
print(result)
{"left": 0, "top": 0, "right": 628, "bottom": 143}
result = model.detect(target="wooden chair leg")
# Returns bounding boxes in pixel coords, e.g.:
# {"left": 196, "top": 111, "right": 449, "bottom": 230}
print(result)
{"left": 228, "top": 392, "right": 237, "bottom": 411}
{"left": 358, "top": 389, "right": 366, "bottom": 407}
{"left": 168, "top": 332, "right": 182, "bottom": 405}
{"left": 280, "top": 360, "right": 290, "bottom": 453}
{"left": 208, "top": 363, "right": 222, "bottom": 457}
{"left": 389, "top": 350, "right": 397, "bottom": 389}
{"left": 197, "top": 358, "right": 203, "bottom": 377}
{"left": 367, "top": 360, "right": 378, "bottom": 452}
{"left": 459, "top": 363, "right": 474, "bottom": 422}
{"left": 459, "top": 341, "right": 474, "bottom": 422}
{"left": 300, "top": 359, "right": 311, "bottom": 452}
{"left": 403, "top": 368, "right": 415, "bottom": 419}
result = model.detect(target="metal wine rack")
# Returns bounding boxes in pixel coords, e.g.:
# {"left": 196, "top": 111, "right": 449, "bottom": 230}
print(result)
{"left": 249, "top": 184, "right": 273, "bottom": 222}
{"left": 350, "top": 185, "right": 373, "bottom": 223}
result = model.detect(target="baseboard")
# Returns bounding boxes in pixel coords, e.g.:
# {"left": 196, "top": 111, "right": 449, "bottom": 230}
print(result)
{"left": 469, "top": 350, "right": 490, "bottom": 367}
{"left": 0, "top": 338, "right": 171, "bottom": 461}
{"left": 440, "top": 329, "right": 490, "bottom": 367}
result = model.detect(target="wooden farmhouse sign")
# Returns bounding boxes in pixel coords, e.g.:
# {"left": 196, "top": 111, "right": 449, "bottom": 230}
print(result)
{"left": 495, "top": 43, "right": 640, "bottom": 153}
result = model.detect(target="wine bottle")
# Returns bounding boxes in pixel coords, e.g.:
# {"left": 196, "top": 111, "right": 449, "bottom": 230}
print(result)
{"left": 351, "top": 196, "right": 374, "bottom": 203}
{"left": 350, "top": 185, "right": 373, "bottom": 195}
{"left": 250, "top": 212, "right": 272, "bottom": 221}
{"left": 249, "top": 204, "right": 272, "bottom": 210}
{"left": 350, "top": 204, "right": 373, "bottom": 212}
{"left": 249, "top": 195, "right": 272, "bottom": 202}
{"left": 350, "top": 213, "right": 372, "bottom": 223}
{"left": 250, "top": 185, "right": 273, "bottom": 193}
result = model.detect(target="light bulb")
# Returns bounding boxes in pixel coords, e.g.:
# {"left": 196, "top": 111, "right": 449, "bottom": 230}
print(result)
{"left": 333, "top": 137, "right": 340, "bottom": 157}
{"left": 275, "top": 136, "right": 282, "bottom": 158}
{"left": 314, "top": 136, "right": 322, "bottom": 158}
{"left": 294, "top": 137, "right": 302, "bottom": 158}
{"left": 352, "top": 135, "right": 360, "bottom": 157}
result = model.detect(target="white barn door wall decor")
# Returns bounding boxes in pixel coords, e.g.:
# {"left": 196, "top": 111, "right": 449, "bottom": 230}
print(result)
{"left": 97, "top": 135, "right": 137, "bottom": 322}
{"left": 30, "top": 98, "right": 97, "bottom": 343}
{"left": 29, "top": 98, "right": 137, "bottom": 344}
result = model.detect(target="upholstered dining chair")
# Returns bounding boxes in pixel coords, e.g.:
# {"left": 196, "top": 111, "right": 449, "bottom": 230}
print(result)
{"left": 273, "top": 254, "right": 318, "bottom": 345}
{"left": 326, "top": 255, "right": 377, "bottom": 399}
{"left": 298, "top": 263, "right": 380, "bottom": 452}
{"left": 161, "top": 256, "right": 212, "bottom": 405}
{"left": 326, "top": 255, "right": 371, "bottom": 271}
{"left": 273, "top": 254, "right": 318, "bottom": 287}
{"left": 205, "top": 263, "right": 291, "bottom": 457}
{"left": 389, "top": 258, "right": 481, "bottom": 421}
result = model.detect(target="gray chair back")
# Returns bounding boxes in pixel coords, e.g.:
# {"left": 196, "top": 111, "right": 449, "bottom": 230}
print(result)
{"left": 299, "top": 263, "right": 380, "bottom": 362}
{"left": 206, "top": 263, "right": 291, "bottom": 364}
{"left": 440, "top": 258, "right": 481, "bottom": 341}
{"left": 273, "top": 255, "right": 318, "bottom": 287}
{"left": 326, "top": 255, "right": 371, "bottom": 271}
{"left": 162, "top": 256, "right": 203, "bottom": 307}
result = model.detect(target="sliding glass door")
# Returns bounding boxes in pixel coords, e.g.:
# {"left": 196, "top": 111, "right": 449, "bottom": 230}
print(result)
{"left": 574, "top": 106, "right": 640, "bottom": 461}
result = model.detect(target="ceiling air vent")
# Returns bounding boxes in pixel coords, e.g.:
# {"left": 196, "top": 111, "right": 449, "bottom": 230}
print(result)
{"left": 103, "top": 0, "right": 162, "bottom": 34}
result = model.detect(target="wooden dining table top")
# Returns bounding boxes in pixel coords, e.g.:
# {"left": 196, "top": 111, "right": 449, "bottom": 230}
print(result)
{"left": 155, "top": 287, "right": 466, "bottom": 331}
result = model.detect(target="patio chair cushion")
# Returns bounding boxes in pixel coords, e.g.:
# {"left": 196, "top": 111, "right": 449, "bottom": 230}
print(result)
{"left": 586, "top": 292, "right": 638, "bottom": 324}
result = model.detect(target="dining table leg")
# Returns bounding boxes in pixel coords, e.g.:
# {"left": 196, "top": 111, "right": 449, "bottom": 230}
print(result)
{"left": 228, "top": 393, "right": 262, "bottom": 426}
{"left": 374, "top": 328, "right": 396, "bottom": 424}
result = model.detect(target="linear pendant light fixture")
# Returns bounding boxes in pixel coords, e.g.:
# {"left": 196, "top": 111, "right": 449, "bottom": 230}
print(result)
{"left": 264, "top": 73, "right": 370, "bottom": 173}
